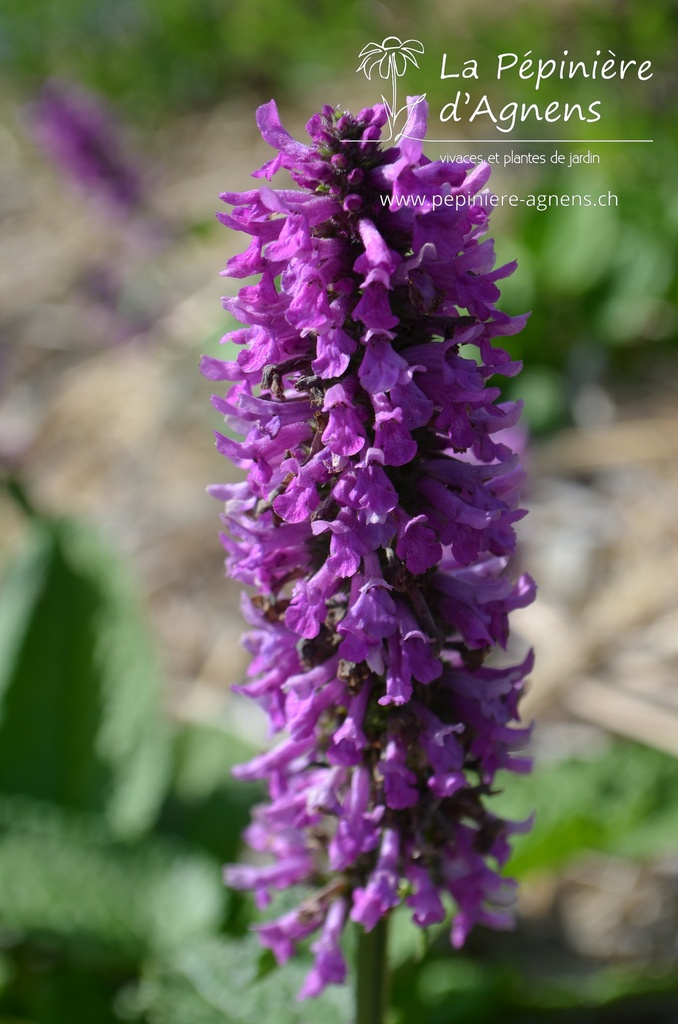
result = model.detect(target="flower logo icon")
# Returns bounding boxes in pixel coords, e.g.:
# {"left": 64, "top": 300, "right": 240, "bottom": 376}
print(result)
{"left": 357, "top": 37, "right": 425, "bottom": 140}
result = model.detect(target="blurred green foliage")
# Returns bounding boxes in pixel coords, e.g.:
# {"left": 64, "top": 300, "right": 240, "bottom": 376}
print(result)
{"left": 134, "top": 936, "right": 352, "bottom": 1024}
{"left": 389, "top": 946, "right": 678, "bottom": 1024}
{"left": 0, "top": 796, "right": 225, "bottom": 961}
{"left": 0, "top": 516, "right": 169, "bottom": 837}
{"left": 493, "top": 739, "right": 678, "bottom": 876}
{"left": 0, "top": 0, "right": 379, "bottom": 114}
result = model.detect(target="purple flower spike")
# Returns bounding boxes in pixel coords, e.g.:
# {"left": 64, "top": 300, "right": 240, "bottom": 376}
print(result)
{"left": 27, "top": 79, "right": 144, "bottom": 217}
{"left": 207, "top": 97, "right": 535, "bottom": 998}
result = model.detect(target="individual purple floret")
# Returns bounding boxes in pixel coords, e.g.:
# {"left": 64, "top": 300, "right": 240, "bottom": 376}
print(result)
{"left": 27, "top": 79, "right": 144, "bottom": 217}
{"left": 206, "top": 97, "right": 536, "bottom": 999}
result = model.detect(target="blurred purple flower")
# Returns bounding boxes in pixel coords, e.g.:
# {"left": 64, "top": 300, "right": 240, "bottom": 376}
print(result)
{"left": 207, "top": 98, "right": 535, "bottom": 999}
{"left": 27, "top": 79, "right": 144, "bottom": 217}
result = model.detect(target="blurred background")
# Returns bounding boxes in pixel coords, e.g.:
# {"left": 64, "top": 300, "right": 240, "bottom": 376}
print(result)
{"left": 0, "top": 1, "right": 677, "bottom": 1021}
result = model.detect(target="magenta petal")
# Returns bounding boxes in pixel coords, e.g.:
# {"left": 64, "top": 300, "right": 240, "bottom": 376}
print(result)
{"left": 256, "top": 99, "right": 313, "bottom": 162}
{"left": 322, "top": 404, "right": 365, "bottom": 457}
{"left": 358, "top": 335, "right": 407, "bottom": 392}
{"left": 353, "top": 284, "right": 399, "bottom": 331}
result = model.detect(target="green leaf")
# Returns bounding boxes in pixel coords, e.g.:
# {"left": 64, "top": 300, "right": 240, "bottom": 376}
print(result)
{"left": 491, "top": 740, "right": 678, "bottom": 878}
{"left": 254, "top": 948, "right": 277, "bottom": 982}
{"left": 540, "top": 184, "right": 619, "bottom": 295}
{"left": 0, "top": 518, "right": 170, "bottom": 838}
{"left": 171, "top": 722, "right": 259, "bottom": 802}
{"left": 0, "top": 957, "right": 130, "bottom": 1024}
{"left": 159, "top": 722, "right": 262, "bottom": 866}
{"left": 388, "top": 906, "right": 437, "bottom": 969}
{"left": 0, "top": 796, "right": 226, "bottom": 962}
{"left": 136, "top": 936, "right": 351, "bottom": 1024}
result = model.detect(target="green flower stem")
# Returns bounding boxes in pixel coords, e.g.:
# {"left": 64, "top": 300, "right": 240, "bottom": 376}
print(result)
{"left": 355, "top": 917, "right": 389, "bottom": 1024}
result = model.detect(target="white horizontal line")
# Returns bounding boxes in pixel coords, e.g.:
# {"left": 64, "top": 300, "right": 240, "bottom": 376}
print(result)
{"left": 342, "top": 137, "right": 653, "bottom": 145}
{"left": 418, "top": 139, "right": 653, "bottom": 144}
